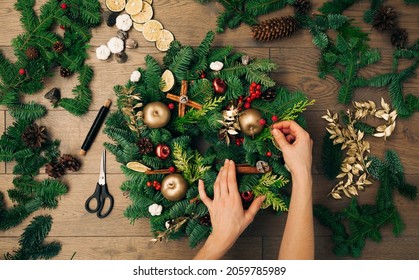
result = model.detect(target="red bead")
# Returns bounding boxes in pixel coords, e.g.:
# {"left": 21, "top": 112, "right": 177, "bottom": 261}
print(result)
{"left": 246, "top": 97, "right": 252, "bottom": 102}
{"left": 19, "top": 69, "right": 26, "bottom": 75}
{"left": 271, "top": 115, "right": 279, "bottom": 122}
{"left": 168, "top": 166, "right": 175, "bottom": 173}
{"left": 266, "top": 151, "right": 272, "bottom": 157}
{"left": 146, "top": 181, "right": 152, "bottom": 187}
{"left": 153, "top": 180, "right": 158, "bottom": 186}
{"left": 255, "top": 90, "right": 261, "bottom": 96}
{"left": 155, "top": 184, "right": 161, "bottom": 191}
{"left": 256, "top": 84, "right": 261, "bottom": 90}
{"left": 259, "top": 119, "right": 266, "bottom": 126}
{"left": 244, "top": 102, "right": 251, "bottom": 109}
{"left": 251, "top": 82, "right": 257, "bottom": 87}
{"left": 61, "top": 3, "right": 67, "bottom": 9}
{"left": 168, "top": 103, "right": 175, "bottom": 110}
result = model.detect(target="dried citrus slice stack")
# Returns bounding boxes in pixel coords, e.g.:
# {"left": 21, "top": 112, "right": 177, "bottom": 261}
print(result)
{"left": 142, "top": 20, "right": 164, "bottom": 42}
{"left": 125, "top": 0, "right": 143, "bottom": 15}
{"left": 105, "top": 0, "right": 126, "bottom": 12}
{"left": 131, "top": 2, "right": 153, "bottom": 23}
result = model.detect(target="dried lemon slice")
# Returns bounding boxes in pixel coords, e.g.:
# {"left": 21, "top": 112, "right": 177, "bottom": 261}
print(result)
{"left": 156, "top": 29, "right": 174, "bottom": 52}
{"left": 105, "top": 0, "right": 126, "bottom": 12}
{"left": 133, "top": 22, "right": 144, "bottom": 32}
{"left": 143, "top": 20, "right": 163, "bottom": 42}
{"left": 131, "top": 2, "right": 153, "bottom": 23}
{"left": 160, "top": 69, "right": 175, "bottom": 92}
{"left": 125, "top": 0, "right": 143, "bottom": 15}
{"left": 126, "top": 162, "right": 151, "bottom": 172}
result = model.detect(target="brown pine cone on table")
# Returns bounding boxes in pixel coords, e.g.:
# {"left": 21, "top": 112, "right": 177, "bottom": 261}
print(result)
{"left": 252, "top": 16, "right": 299, "bottom": 41}
{"left": 45, "top": 162, "right": 65, "bottom": 178}
{"left": 22, "top": 123, "right": 48, "bottom": 148}
{"left": 25, "top": 46, "right": 39, "bottom": 60}
{"left": 60, "top": 67, "right": 72, "bottom": 77}
{"left": 59, "top": 154, "right": 81, "bottom": 172}
{"left": 390, "top": 28, "right": 408, "bottom": 49}
{"left": 372, "top": 6, "right": 398, "bottom": 31}
{"left": 52, "top": 41, "right": 65, "bottom": 53}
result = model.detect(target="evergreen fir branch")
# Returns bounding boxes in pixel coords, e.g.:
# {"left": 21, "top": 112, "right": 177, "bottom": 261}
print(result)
{"left": 187, "top": 220, "right": 211, "bottom": 248}
{"left": 168, "top": 47, "right": 194, "bottom": 81}
{"left": 15, "top": 0, "right": 39, "bottom": 33}
{"left": 278, "top": 99, "right": 315, "bottom": 121}
{"left": 0, "top": 199, "right": 42, "bottom": 231}
{"left": 9, "top": 102, "right": 47, "bottom": 122}
{"left": 318, "top": 0, "right": 356, "bottom": 15}
{"left": 321, "top": 132, "right": 343, "bottom": 180}
{"left": 6, "top": 215, "right": 61, "bottom": 260}
{"left": 247, "top": 0, "right": 288, "bottom": 17}
{"left": 207, "top": 46, "right": 233, "bottom": 64}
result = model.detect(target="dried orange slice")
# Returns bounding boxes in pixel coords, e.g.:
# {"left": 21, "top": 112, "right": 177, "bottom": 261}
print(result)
{"left": 125, "top": 0, "right": 143, "bottom": 15}
{"left": 160, "top": 69, "right": 175, "bottom": 92}
{"left": 131, "top": 2, "right": 153, "bottom": 23}
{"left": 142, "top": 20, "right": 163, "bottom": 42}
{"left": 105, "top": 0, "right": 126, "bottom": 12}
{"left": 133, "top": 22, "right": 144, "bottom": 32}
{"left": 156, "top": 29, "right": 174, "bottom": 52}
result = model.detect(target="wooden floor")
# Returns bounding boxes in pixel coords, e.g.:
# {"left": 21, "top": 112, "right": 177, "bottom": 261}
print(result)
{"left": 1, "top": 0, "right": 418, "bottom": 260}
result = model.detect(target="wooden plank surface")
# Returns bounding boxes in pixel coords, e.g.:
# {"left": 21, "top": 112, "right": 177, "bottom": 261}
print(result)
{"left": 0, "top": 0, "right": 418, "bottom": 260}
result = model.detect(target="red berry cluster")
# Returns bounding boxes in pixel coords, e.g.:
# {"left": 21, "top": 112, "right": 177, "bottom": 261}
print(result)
{"left": 235, "top": 137, "right": 244, "bottom": 146}
{"left": 242, "top": 82, "right": 262, "bottom": 109}
{"left": 147, "top": 180, "right": 161, "bottom": 191}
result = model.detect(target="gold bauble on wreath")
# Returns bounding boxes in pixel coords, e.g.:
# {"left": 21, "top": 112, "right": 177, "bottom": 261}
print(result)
{"left": 143, "top": 101, "right": 171, "bottom": 128}
{"left": 161, "top": 173, "right": 188, "bottom": 201}
{"left": 238, "top": 108, "right": 264, "bottom": 137}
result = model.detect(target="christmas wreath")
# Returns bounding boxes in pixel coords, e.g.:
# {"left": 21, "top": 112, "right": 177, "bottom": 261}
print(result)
{"left": 104, "top": 31, "right": 314, "bottom": 247}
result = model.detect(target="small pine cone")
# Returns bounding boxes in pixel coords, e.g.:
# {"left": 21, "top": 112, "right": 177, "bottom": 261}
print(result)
{"left": 198, "top": 214, "right": 211, "bottom": 227}
{"left": 60, "top": 67, "right": 72, "bottom": 77}
{"left": 252, "top": 16, "right": 299, "bottom": 41}
{"left": 22, "top": 123, "right": 48, "bottom": 148}
{"left": 391, "top": 28, "right": 408, "bottom": 49}
{"left": 373, "top": 6, "right": 398, "bottom": 31}
{"left": 45, "top": 162, "right": 65, "bottom": 178}
{"left": 261, "top": 88, "right": 276, "bottom": 101}
{"left": 137, "top": 137, "right": 154, "bottom": 155}
{"left": 52, "top": 41, "right": 65, "bottom": 53}
{"left": 59, "top": 154, "right": 81, "bottom": 172}
{"left": 293, "top": 0, "right": 311, "bottom": 15}
{"left": 25, "top": 46, "right": 39, "bottom": 60}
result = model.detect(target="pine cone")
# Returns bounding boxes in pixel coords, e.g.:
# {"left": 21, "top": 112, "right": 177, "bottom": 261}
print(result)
{"left": 137, "top": 137, "right": 154, "bottom": 155}
{"left": 25, "top": 46, "right": 39, "bottom": 60}
{"left": 52, "top": 41, "right": 65, "bottom": 53}
{"left": 198, "top": 214, "right": 211, "bottom": 227}
{"left": 45, "top": 162, "right": 65, "bottom": 178}
{"left": 59, "top": 154, "right": 81, "bottom": 172}
{"left": 391, "top": 28, "right": 408, "bottom": 49}
{"left": 60, "top": 67, "right": 72, "bottom": 78}
{"left": 22, "top": 123, "right": 48, "bottom": 148}
{"left": 261, "top": 89, "right": 276, "bottom": 101}
{"left": 373, "top": 6, "right": 398, "bottom": 31}
{"left": 252, "top": 16, "right": 299, "bottom": 41}
{"left": 293, "top": 0, "right": 311, "bottom": 15}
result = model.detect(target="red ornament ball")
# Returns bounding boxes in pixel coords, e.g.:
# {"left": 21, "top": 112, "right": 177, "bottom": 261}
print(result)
{"left": 19, "top": 68, "right": 26, "bottom": 75}
{"left": 258, "top": 119, "right": 266, "bottom": 126}
{"left": 271, "top": 115, "right": 279, "bottom": 122}
{"left": 146, "top": 181, "right": 152, "bottom": 187}
{"left": 168, "top": 103, "right": 175, "bottom": 110}
{"left": 155, "top": 144, "right": 171, "bottom": 160}
{"left": 241, "top": 191, "right": 254, "bottom": 202}
{"left": 266, "top": 151, "right": 272, "bottom": 157}
{"left": 168, "top": 166, "right": 175, "bottom": 173}
{"left": 61, "top": 3, "right": 67, "bottom": 9}
{"left": 244, "top": 102, "right": 251, "bottom": 109}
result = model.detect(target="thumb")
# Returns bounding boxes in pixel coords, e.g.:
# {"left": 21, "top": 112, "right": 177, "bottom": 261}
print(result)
{"left": 271, "top": 128, "right": 289, "bottom": 149}
{"left": 244, "top": 195, "right": 265, "bottom": 224}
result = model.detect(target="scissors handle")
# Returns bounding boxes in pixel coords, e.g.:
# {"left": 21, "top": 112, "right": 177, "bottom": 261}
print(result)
{"left": 85, "top": 183, "right": 114, "bottom": 218}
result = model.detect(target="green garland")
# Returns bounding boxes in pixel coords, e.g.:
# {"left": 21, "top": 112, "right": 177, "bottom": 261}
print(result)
{"left": 104, "top": 31, "right": 314, "bottom": 247}
{"left": 0, "top": 0, "right": 101, "bottom": 259}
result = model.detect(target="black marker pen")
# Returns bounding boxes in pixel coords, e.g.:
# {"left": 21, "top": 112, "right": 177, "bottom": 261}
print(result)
{"left": 80, "top": 99, "right": 112, "bottom": 156}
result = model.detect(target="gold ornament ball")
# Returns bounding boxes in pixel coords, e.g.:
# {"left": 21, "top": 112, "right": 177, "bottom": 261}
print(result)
{"left": 238, "top": 108, "right": 264, "bottom": 137}
{"left": 161, "top": 174, "right": 188, "bottom": 201}
{"left": 143, "top": 102, "right": 171, "bottom": 128}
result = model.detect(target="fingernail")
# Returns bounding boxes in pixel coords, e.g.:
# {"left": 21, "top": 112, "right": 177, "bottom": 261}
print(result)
{"left": 224, "top": 159, "right": 229, "bottom": 164}
{"left": 230, "top": 160, "right": 235, "bottom": 165}
{"left": 271, "top": 129, "right": 279, "bottom": 135}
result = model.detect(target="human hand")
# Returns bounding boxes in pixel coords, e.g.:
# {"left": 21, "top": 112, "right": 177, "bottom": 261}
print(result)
{"left": 271, "top": 120, "right": 313, "bottom": 178}
{"left": 195, "top": 159, "right": 265, "bottom": 259}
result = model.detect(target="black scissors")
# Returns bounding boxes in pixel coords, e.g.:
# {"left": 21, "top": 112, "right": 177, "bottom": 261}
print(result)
{"left": 85, "top": 149, "right": 114, "bottom": 218}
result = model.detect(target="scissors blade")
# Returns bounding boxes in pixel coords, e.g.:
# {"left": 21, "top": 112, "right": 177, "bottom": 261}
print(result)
{"left": 98, "top": 149, "right": 106, "bottom": 185}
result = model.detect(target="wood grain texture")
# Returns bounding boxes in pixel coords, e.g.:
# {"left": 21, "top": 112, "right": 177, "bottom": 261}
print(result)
{"left": 0, "top": 0, "right": 418, "bottom": 260}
